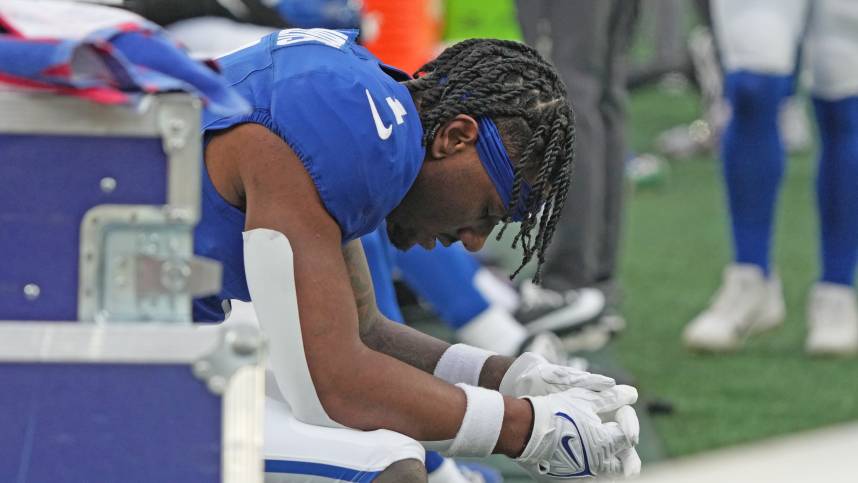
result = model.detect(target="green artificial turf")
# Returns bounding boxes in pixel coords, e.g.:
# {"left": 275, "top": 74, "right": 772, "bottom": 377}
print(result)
{"left": 618, "top": 85, "right": 858, "bottom": 457}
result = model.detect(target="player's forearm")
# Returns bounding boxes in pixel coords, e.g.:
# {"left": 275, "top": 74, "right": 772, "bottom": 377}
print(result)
{"left": 312, "top": 345, "right": 460, "bottom": 438}
{"left": 346, "top": 238, "right": 515, "bottom": 385}
{"left": 310, "top": 343, "right": 531, "bottom": 456}
{"left": 360, "top": 316, "right": 449, "bottom": 373}
{"left": 361, "top": 317, "right": 517, "bottom": 389}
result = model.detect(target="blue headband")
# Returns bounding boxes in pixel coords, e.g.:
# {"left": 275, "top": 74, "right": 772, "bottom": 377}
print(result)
{"left": 475, "top": 116, "right": 531, "bottom": 222}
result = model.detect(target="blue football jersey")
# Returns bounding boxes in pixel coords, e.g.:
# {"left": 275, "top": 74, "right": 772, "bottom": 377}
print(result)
{"left": 194, "top": 28, "right": 424, "bottom": 321}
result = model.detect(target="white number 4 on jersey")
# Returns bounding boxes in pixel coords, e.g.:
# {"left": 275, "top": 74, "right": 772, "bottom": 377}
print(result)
{"left": 386, "top": 97, "right": 407, "bottom": 126}
{"left": 367, "top": 89, "right": 407, "bottom": 140}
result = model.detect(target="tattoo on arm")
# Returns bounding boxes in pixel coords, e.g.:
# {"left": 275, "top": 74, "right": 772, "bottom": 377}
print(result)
{"left": 341, "top": 240, "right": 449, "bottom": 373}
{"left": 341, "top": 241, "right": 515, "bottom": 382}
{"left": 342, "top": 240, "right": 385, "bottom": 338}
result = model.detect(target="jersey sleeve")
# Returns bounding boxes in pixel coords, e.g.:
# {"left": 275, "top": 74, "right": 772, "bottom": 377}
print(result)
{"left": 268, "top": 64, "right": 418, "bottom": 242}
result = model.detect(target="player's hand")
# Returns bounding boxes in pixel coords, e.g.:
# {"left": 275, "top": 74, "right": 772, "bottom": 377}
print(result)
{"left": 499, "top": 352, "right": 616, "bottom": 397}
{"left": 515, "top": 385, "right": 641, "bottom": 480}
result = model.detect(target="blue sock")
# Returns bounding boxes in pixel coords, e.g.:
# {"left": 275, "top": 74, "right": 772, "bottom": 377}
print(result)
{"left": 395, "top": 243, "right": 490, "bottom": 330}
{"left": 813, "top": 96, "right": 858, "bottom": 286}
{"left": 721, "top": 71, "right": 793, "bottom": 275}
{"left": 424, "top": 450, "right": 445, "bottom": 473}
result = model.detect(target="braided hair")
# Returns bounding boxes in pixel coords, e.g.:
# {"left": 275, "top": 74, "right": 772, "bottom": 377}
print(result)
{"left": 404, "top": 39, "right": 575, "bottom": 284}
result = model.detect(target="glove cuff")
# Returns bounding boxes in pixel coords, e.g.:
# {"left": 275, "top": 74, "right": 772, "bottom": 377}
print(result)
{"left": 516, "top": 395, "right": 555, "bottom": 464}
{"left": 498, "top": 352, "right": 547, "bottom": 396}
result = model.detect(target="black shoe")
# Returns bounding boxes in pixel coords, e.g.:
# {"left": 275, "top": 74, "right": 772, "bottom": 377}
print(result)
{"left": 515, "top": 280, "right": 606, "bottom": 336}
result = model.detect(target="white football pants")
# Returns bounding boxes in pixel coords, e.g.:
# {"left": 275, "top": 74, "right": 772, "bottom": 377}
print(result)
{"left": 712, "top": 0, "right": 858, "bottom": 99}
{"left": 225, "top": 301, "right": 425, "bottom": 483}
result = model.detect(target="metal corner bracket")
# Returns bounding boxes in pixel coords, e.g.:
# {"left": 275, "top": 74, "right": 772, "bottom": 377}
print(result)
{"left": 192, "top": 322, "right": 267, "bottom": 395}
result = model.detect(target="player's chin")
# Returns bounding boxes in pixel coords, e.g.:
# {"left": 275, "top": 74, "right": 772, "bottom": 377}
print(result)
{"left": 386, "top": 222, "right": 417, "bottom": 251}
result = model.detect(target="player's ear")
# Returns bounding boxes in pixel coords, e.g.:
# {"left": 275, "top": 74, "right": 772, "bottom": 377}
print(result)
{"left": 429, "top": 114, "right": 479, "bottom": 159}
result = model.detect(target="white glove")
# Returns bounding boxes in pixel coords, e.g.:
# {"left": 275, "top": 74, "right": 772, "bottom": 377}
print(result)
{"left": 499, "top": 352, "right": 616, "bottom": 397}
{"left": 516, "top": 385, "right": 641, "bottom": 480}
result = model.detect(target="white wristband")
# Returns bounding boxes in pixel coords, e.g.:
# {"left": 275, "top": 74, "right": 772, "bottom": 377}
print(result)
{"left": 433, "top": 344, "right": 497, "bottom": 386}
{"left": 448, "top": 384, "right": 505, "bottom": 457}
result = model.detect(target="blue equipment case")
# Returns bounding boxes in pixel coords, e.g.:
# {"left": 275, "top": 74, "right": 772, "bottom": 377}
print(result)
{"left": 0, "top": 91, "right": 264, "bottom": 482}
{"left": 0, "top": 91, "right": 219, "bottom": 323}
{"left": 0, "top": 322, "right": 265, "bottom": 483}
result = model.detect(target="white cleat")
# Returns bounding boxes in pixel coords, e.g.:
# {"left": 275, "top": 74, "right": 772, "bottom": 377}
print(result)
{"left": 683, "top": 264, "right": 785, "bottom": 352}
{"left": 806, "top": 282, "right": 858, "bottom": 357}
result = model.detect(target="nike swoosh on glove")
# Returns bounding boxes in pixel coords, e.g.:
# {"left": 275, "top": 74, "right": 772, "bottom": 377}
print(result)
{"left": 516, "top": 385, "right": 641, "bottom": 480}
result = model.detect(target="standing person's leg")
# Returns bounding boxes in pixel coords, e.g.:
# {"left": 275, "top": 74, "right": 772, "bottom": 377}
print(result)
{"left": 507, "top": 0, "right": 626, "bottom": 345}
{"left": 515, "top": 0, "right": 612, "bottom": 292}
{"left": 596, "top": 0, "right": 639, "bottom": 306}
{"left": 805, "top": 0, "right": 858, "bottom": 355}
{"left": 509, "top": 0, "right": 618, "bottom": 343}
{"left": 513, "top": 0, "right": 548, "bottom": 57}
{"left": 683, "top": 0, "right": 807, "bottom": 351}
{"left": 712, "top": 0, "right": 807, "bottom": 274}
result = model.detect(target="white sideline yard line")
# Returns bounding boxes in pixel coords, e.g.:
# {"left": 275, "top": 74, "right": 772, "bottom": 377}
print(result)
{"left": 636, "top": 422, "right": 858, "bottom": 482}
